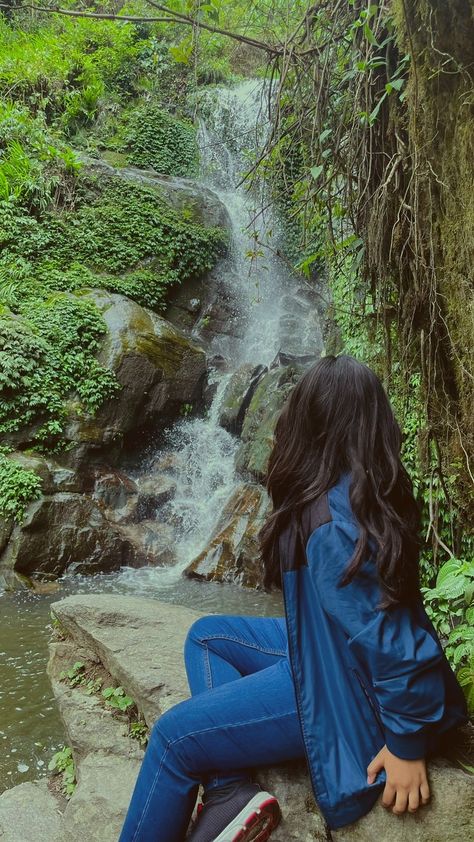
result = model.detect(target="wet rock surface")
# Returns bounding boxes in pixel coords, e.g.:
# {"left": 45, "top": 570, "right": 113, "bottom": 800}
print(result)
{"left": 0, "top": 494, "right": 138, "bottom": 588}
{"left": 65, "top": 289, "right": 207, "bottom": 457}
{"left": 185, "top": 481, "right": 270, "bottom": 587}
{"left": 0, "top": 594, "right": 468, "bottom": 842}
{"left": 235, "top": 363, "right": 305, "bottom": 481}
{"left": 218, "top": 362, "right": 268, "bottom": 435}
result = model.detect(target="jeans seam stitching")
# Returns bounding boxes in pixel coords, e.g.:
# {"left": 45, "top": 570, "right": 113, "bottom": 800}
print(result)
{"left": 204, "top": 641, "right": 212, "bottom": 690}
{"left": 195, "top": 633, "right": 287, "bottom": 658}
{"left": 130, "top": 741, "right": 170, "bottom": 842}
{"left": 167, "top": 709, "right": 298, "bottom": 749}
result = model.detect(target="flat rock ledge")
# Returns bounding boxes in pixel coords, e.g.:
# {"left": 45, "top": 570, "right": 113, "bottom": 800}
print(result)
{"left": 1, "top": 594, "right": 472, "bottom": 842}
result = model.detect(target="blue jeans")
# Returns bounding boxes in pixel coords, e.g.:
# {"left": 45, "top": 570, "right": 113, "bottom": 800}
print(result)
{"left": 118, "top": 615, "right": 305, "bottom": 842}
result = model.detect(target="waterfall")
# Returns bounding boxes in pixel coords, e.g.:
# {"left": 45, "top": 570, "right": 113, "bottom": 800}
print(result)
{"left": 116, "top": 80, "right": 323, "bottom": 587}
{"left": 195, "top": 79, "right": 318, "bottom": 365}
{"left": 0, "top": 81, "right": 323, "bottom": 789}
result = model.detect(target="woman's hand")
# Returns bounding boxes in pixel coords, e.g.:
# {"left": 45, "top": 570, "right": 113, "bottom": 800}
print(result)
{"left": 367, "top": 745, "right": 430, "bottom": 815}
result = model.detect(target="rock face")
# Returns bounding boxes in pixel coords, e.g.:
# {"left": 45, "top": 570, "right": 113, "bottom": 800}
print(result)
{"left": 218, "top": 363, "right": 268, "bottom": 435}
{"left": 0, "top": 594, "right": 466, "bottom": 842}
{"left": 0, "top": 458, "right": 179, "bottom": 589}
{"left": 236, "top": 363, "right": 305, "bottom": 481}
{"left": 0, "top": 779, "right": 64, "bottom": 842}
{"left": 64, "top": 289, "right": 207, "bottom": 459}
{"left": 0, "top": 493, "right": 139, "bottom": 588}
{"left": 165, "top": 264, "right": 246, "bottom": 345}
{"left": 185, "top": 482, "right": 270, "bottom": 587}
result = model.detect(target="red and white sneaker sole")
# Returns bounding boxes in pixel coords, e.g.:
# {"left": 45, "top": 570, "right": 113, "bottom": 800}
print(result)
{"left": 212, "top": 793, "right": 281, "bottom": 842}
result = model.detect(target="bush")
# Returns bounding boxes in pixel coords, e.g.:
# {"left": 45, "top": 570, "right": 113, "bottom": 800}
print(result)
{"left": 0, "top": 102, "right": 80, "bottom": 212}
{"left": 105, "top": 103, "right": 198, "bottom": 177}
{"left": 0, "top": 454, "right": 42, "bottom": 521}
{"left": 0, "top": 294, "right": 119, "bottom": 450}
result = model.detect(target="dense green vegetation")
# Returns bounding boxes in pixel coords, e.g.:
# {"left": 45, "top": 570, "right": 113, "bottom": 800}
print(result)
{"left": 0, "top": 2, "right": 472, "bottom": 712}
{"left": 0, "top": 14, "right": 225, "bottom": 460}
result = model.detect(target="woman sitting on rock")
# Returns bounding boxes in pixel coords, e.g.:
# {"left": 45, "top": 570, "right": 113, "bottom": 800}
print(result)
{"left": 118, "top": 354, "right": 467, "bottom": 842}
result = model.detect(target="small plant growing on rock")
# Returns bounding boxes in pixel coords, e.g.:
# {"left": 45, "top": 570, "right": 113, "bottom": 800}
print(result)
{"left": 59, "top": 661, "right": 86, "bottom": 688}
{"left": 49, "top": 610, "right": 69, "bottom": 640}
{"left": 84, "top": 677, "right": 103, "bottom": 696}
{"left": 129, "top": 720, "right": 149, "bottom": 746}
{"left": 102, "top": 685, "right": 134, "bottom": 712}
{"left": 48, "top": 745, "right": 76, "bottom": 798}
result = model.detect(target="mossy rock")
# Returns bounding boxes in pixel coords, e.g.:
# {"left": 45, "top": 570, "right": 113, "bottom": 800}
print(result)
{"left": 185, "top": 482, "right": 270, "bottom": 588}
{"left": 235, "top": 365, "right": 305, "bottom": 481}
{"left": 62, "top": 290, "right": 207, "bottom": 454}
{"left": 219, "top": 363, "right": 268, "bottom": 435}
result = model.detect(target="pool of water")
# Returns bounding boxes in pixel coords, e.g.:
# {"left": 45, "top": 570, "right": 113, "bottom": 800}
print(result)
{"left": 0, "top": 568, "right": 283, "bottom": 793}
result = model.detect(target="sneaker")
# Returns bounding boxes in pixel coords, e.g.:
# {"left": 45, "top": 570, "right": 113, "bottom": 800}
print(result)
{"left": 188, "top": 782, "right": 281, "bottom": 842}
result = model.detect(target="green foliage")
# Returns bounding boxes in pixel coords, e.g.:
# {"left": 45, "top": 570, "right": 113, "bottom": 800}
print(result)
{"left": 0, "top": 15, "right": 145, "bottom": 128}
{"left": 0, "top": 455, "right": 42, "bottom": 521}
{"left": 59, "top": 659, "right": 104, "bottom": 695}
{"left": 0, "top": 98, "right": 224, "bottom": 462}
{"left": 44, "top": 177, "right": 225, "bottom": 278}
{"left": 0, "top": 102, "right": 80, "bottom": 212}
{"left": 129, "top": 719, "right": 149, "bottom": 746}
{"left": 105, "top": 103, "right": 198, "bottom": 177}
{"left": 423, "top": 559, "right": 474, "bottom": 712}
{"left": 59, "top": 661, "right": 86, "bottom": 687}
{"left": 1, "top": 175, "right": 226, "bottom": 305}
{"left": 48, "top": 745, "right": 76, "bottom": 798}
{"left": 102, "top": 685, "right": 135, "bottom": 712}
{"left": 0, "top": 287, "right": 119, "bottom": 450}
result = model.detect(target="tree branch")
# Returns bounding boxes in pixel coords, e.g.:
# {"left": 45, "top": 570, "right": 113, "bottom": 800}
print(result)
{"left": 0, "top": 2, "right": 280, "bottom": 55}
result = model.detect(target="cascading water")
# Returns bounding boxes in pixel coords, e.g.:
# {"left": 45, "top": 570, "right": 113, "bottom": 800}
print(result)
{"left": 0, "top": 80, "right": 323, "bottom": 791}
{"left": 118, "top": 80, "right": 324, "bottom": 582}
{"left": 195, "top": 79, "right": 322, "bottom": 364}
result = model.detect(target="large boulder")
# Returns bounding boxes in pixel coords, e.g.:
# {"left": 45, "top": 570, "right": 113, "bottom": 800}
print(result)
{"left": 218, "top": 363, "right": 268, "bottom": 435}
{"left": 63, "top": 289, "right": 207, "bottom": 462}
{"left": 0, "top": 456, "right": 180, "bottom": 589}
{"left": 185, "top": 482, "right": 270, "bottom": 587}
{"left": 0, "top": 780, "right": 64, "bottom": 842}
{"left": 0, "top": 494, "right": 140, "bottom": 587}
{"left": 78, "top": 155, "right": 231, "bottom": 230}
{"left": 28, "top": 594, "right": 473, "bottom": 842}
{"left": 235, "top": 363, "right": 304, "bottom": 481}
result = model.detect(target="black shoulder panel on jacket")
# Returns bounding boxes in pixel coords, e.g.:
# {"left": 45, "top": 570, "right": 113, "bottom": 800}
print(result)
{"left": 279, "top": 494, "right": 332, "bottom": 573}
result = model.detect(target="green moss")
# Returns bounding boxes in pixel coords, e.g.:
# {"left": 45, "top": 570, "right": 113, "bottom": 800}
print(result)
{"left": 0, "top": 455, "right": 42, "bottom": 521}
{"left": 1, "top": 174, "right": 227, "bottom": 311}
{"left": 0, "top": 294, "right": 119, "bottom": 450}
{"left": 103, "top": 103, "right": 199, "bottom": 177}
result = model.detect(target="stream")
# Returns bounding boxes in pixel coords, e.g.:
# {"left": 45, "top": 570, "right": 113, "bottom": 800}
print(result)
{"left": 0, "top": 80, "right": 322, "bottom": 793}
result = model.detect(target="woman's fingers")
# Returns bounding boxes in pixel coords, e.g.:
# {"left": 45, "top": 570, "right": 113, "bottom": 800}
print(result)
{"left": 367, "top": 750, "right": 385, "bottom": 784}
{"left": 392, "top": 788, "right": 409, "bottom": 815}
{"left": 420, "top": 779, "right": 431, "bottom": 804}
{"left": 408, "top": 788, "right": 420, "bottom": 813}
{"left": 381, "top": 782, "right": 396, "bottom": 809}
{"left": 385, "top": 782, "right": 430, "bottom": 815}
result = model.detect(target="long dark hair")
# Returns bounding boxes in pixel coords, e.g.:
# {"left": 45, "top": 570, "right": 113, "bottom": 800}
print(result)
{"left": 259, "top": 354, "right": 421, "bottom": 607}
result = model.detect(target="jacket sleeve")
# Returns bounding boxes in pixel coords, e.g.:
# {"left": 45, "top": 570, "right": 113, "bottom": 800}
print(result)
{"left": 307, "top": 519, "right": 446, "bottom": 760}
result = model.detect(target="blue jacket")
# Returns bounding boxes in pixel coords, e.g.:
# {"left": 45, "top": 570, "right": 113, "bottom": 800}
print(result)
{"left": 280, "top": 472, "right": 468, "bottom": 830}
